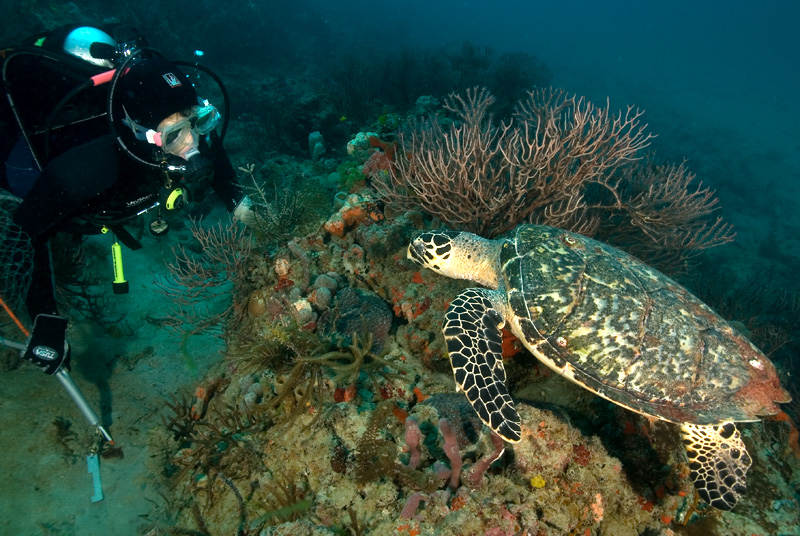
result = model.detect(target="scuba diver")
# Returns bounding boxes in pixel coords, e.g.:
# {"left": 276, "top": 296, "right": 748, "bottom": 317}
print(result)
{"left": 0, "top": 24, "right": 253, "bottom": 390}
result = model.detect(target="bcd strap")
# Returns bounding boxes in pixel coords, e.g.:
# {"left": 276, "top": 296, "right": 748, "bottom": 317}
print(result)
{"left": 108, "top": 225, "right": 142, "bottom": 250}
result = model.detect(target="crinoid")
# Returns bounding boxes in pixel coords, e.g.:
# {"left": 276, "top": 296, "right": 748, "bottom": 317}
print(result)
{"left": 171, "top": 401, "right": 267, "bottom": 493}
{"left": 161, "top": 393, "right": 196, "bottom": 443}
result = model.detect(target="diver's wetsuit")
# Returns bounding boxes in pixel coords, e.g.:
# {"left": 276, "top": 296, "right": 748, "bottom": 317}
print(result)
{"left": 5, "top": 132, "right": 242, "bottom": 318}
{"left": 1, "top": 26, "right": 243, "bottom": 319}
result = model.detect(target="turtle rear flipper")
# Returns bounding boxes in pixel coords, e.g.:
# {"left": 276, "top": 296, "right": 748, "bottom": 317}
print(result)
{"left": 681, "top": 422, "right": 752, "bottom": 510}
{"left": 444, "top": 288, "right": 521, "bottom": 442}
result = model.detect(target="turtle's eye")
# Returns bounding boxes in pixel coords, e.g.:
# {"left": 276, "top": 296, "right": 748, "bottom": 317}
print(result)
{"left": 408, "top": 232, "right": 455, "bottom": 268}
{"left": 408, "top": 239, "right": 432, "bottom": 265}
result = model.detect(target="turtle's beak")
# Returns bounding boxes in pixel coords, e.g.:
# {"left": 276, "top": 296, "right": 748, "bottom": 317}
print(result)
{"left": 407, "top": 241, "right": 426, "bottom": 265}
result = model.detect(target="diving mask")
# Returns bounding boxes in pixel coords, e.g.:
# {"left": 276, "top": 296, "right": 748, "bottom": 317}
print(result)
{"left": 122, "top": 100, "right": 220, "bottom": 157}
{"left": 157, "top": 102, "right": 220, "bottom": 155}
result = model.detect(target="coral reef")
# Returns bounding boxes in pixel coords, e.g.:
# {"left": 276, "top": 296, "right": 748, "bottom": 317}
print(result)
{"left": 143, "top": 93, "right": 798, "bottom": 536}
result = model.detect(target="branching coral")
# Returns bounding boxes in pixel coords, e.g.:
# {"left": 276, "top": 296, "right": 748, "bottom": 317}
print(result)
{"left": 373, "top": 87, "right": 734, "bottom": 271}
{"left": 596, "top": 160, "right": 735, "bottom": 272}
{"left": 48, "top": 236, "right": 129, "bottom": 335}
{"left": 233, "top": 315, "right": 405, "bottom": 431}
{"left": 154, "top": 217, "right": 252, "bottom": 338}
{"left": 373, "top": 87, "right": 651, "bottom": 237}
{"left": 250, "top": 469, "right": 313, "bottom": 527}
{"left": 266, "top": 353, "right": 333, "bottom": 428}
{"left": 229, "top": 319, "right": 324, "bottom": 373}
{"left": 299, "top": 333, "right": 398, "bottom": 388}
{"left": 51, "top": 416, "right": 79, "bottom": 458}
{"left": 240, "top": 164, "right": 306, "bottom": 244}
{"left": 168, "top": 397, "right": 267, "bottom": 489}
{"left": 161, "top": 393, "right": 197, "bottom": 444}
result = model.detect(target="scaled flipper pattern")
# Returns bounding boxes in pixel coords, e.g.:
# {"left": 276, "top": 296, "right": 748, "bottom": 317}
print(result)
{"left": 444, "top": 288, "right": 521, "bottom": 442}
{"left": 680, "top": 422, "right": 752, "bottom": 511}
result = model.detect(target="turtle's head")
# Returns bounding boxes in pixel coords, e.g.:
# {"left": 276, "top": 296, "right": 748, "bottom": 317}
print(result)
{"left": 408, "top": 230, "right": 500, "bottom": 288}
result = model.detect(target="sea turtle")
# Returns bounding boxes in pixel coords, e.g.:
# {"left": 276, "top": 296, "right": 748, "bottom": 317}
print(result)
{"left": 407, "top": 224, "right": 790, "bottom": 510}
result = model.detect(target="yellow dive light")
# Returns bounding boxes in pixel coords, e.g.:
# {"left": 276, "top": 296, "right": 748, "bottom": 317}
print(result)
{"left": 111, "top": 241, "right": 128, "bottom": 294}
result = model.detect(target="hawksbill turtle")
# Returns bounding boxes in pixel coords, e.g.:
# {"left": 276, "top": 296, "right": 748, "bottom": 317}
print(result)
{"left": 407, "top": 224, "right": 790, "bottom": 510}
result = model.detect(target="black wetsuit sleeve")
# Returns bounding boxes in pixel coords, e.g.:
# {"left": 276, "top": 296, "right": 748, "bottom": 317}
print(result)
{"left": 207, "top": 134, "right": 243, "bottom": 212}
{"left": 13, "top": 135, "right": 119, "bottom": 238}
{"left": 23, "top": 239, "right": 59, "bottom": 317}
{"left": 12, "top": 135, "right": 120, "bottom": 318}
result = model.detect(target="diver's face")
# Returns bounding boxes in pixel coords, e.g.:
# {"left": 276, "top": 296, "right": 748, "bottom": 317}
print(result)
{"left": 157, "top": 112, "right": 198, "bottom": 160}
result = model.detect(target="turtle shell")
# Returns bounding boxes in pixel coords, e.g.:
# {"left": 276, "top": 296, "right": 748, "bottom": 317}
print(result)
{"left": 501, "top": 225, "right": 789, "bottom": 425}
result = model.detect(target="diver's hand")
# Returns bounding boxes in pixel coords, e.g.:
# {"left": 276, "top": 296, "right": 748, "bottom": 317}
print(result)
{"left": 183, "top": 151, "right": 214, "bottom": 184}
{"left": 22, "top": 314, "right": 71, "bottom": 375}
{"left": 233, "top": 195, "right": 257, "bottom": 228}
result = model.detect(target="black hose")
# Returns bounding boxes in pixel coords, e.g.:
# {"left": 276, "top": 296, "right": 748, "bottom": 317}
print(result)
{"left": 2, "top": 47, "right": 100, "bottom": 169}
{"left": 106, "top": 47, "right": 163, "bottom": 169}
{"left": 43, "top": 78, "right": 94, "bottom": 159}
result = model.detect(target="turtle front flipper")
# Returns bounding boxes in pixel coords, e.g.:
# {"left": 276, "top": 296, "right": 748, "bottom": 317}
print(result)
{"left": 444, "top": 288, "right": 521, "bottom": 443}
{"left": 680, "top": 422, "right": 752, "bottom": 510}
